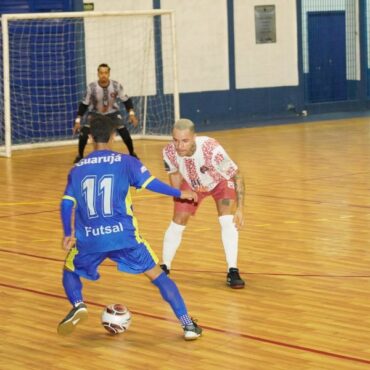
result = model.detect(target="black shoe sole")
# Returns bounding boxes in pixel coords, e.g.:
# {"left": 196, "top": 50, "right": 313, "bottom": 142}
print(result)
{"left": 57, "top": 308, "right": 88, "bottom": 336}
{"left": 227, "top": 280, "right": 245, "bottom": 289}
{"left": 229, "top": 284, "right": 245, "bottom": 289}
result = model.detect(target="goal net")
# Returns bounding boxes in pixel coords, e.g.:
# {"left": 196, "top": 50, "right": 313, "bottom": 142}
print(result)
{"left": 0, "top": 10, "right": 179, "bottom": 157}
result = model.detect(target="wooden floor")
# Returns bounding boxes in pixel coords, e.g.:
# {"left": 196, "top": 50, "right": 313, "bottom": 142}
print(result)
{"left": 1, "top": 117, "right": 370, "bottom": 370}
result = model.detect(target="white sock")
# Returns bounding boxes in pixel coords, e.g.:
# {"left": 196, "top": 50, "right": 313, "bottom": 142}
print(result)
{"left": 162, "top": 221, "right": 186, "bottom": 269}
{"left": 219, "top": 215, "right": 239, "bottom": 270}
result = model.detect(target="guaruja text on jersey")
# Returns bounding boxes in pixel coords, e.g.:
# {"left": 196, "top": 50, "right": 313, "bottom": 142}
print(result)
{"left": 76, "top": 153, "right": 122, "bottom": 166}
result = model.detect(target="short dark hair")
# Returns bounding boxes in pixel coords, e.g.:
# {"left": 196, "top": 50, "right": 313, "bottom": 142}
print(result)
{"left": 97, "top": 63, "right": 111, "bottom": 72}
{"left": 90, "top": 115, "right": 115, "bottom": 143}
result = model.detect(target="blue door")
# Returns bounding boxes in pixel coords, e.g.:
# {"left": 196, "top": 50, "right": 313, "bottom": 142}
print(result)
{"left": 307, "top": 11, "right": 347, "bottom": 102}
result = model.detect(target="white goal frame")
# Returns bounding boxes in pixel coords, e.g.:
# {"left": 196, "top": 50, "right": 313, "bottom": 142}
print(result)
{"left": 0, "top": 10, "right": 179, "bottom": 157}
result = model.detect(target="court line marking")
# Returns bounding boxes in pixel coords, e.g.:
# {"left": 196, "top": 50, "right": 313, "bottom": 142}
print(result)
{"left": 0, "top": 205, "right": 362, "bottom": 231}
{"left": 0, "top": 248, "right": 369, "bottom": 278}
{"left": 0, "top": 209, "right": 58, "bottom": 219}
{"left": 0, "top": 193, "right": 168, "bottom": 219}
{"left": 252, "top": 171, "right": 370, "bottom": 187}
{"left": 0, "top": 200, "right": 59, "bottom": 206}
{"left": 8, "top": 140, "right": 167, "bottom": 159}
{"left": 0, "top": 238, "right": 59, "bottom": 245}
{"left": 1, "top": 282, "right": 369, "bottom": 365}
{"left": 248, "top": 192, "right": 370, "bottom": 209}
{"left": 0, "top": 193, "right": 165, "bottom": 207}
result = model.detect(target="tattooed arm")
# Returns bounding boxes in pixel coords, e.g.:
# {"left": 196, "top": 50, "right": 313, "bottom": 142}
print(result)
{"left": 233, "top": 169, "right": 245, "bottom": 229}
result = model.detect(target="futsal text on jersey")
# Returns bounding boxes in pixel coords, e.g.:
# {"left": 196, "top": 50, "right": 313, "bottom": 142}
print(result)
{"left": 85, "top": 222, "right": 124, "bottom": 237}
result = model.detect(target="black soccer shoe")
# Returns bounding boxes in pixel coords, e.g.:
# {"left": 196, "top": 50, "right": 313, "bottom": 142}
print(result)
{"left": 57, "top": 303, "right": 88, "bottom": 336}
{"left": 227, "top": 268, "right": 245, "bottom": 289}
{"left": 183, "top": 319, "right": 202, "bottom": 341}
{"left": 160, "top": 264, "right": 170, "bottom": 275}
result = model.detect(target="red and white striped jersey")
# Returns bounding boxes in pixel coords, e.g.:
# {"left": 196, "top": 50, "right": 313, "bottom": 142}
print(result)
{"left": 163, "top": 136, "right": 238, "bottom": 192}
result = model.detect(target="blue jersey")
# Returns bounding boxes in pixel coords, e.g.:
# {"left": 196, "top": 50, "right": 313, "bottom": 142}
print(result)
{"left": 63, "top": 150, "right": 152, "bottom": 254}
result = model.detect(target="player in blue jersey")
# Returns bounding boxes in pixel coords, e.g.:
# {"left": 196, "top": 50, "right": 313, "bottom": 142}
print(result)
{"left": 58, "top": 115, "right": 202, "bottom": 340}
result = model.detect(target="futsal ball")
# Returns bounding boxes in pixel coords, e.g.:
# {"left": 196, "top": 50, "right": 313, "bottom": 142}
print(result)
{"left": 101, "top": 304, "right": 132, "bottom": 334}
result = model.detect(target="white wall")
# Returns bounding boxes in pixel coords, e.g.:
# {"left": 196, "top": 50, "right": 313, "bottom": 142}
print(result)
{"left": 85, "top": 0, "right": 230, "bottom": 94}
{"left": 234, "top": 0, "right": 299, "bottom": 89}
{"left": 162, "top": 0, "right": 230, "bottom": 93}
{"left": 83, "top": 0, "right": 156, "bottom": 96}
{"left": 85, "top": 0, "right": 301, "bottom": 93}
{"left": 86, "top": 0, "right": 152, "bottom": 12}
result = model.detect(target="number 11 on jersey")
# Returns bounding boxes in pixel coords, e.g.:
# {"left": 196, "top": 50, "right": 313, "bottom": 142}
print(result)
{"left": 82, "top": 175, "right": 114, "bottom": 218}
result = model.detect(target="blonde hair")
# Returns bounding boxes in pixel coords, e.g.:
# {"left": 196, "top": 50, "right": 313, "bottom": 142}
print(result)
{"left": 173, "top": 118, "right": 195, "bottom": 133}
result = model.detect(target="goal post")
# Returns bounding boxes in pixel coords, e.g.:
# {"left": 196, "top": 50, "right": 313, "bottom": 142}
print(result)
{"left": 0, "top": 10, "right": 179, "bottom": 157}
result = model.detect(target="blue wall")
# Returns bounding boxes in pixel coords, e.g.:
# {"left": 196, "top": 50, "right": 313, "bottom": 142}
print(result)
{"left": 181, "top": 86, "right": 304, "bottom": 130}
{"left": 0, "top": 0, "right": 83, "bottom": 14}
{"left": 0, "top": 0, "right": 85, "bottom": 143}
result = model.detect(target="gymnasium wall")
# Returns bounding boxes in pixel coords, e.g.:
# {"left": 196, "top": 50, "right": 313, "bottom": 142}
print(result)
{"left": 87, "top": 0, "right": 307, "bottom": 128}
{"left": 83, "top": 0, "right": 158, "bottom": 97}
{"left": 1, "top": 0, "right": 368, "bottom": 139}
{"left": 233, "top": 0, "right": 299, "bottom": 89}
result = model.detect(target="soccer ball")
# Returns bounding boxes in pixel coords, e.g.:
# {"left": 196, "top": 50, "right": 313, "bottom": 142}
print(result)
{"left": 101, "top": 304, "right": 132, "bottom": 334}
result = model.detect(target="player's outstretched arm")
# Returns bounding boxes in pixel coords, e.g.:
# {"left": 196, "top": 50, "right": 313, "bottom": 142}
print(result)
{"left": 143, "top": 177, "right": 197, "bottom": 201}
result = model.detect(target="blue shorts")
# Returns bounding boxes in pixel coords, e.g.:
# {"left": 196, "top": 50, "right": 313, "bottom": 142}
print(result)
{"left": 64, "top": 242, "right": 158, "bottom": 281}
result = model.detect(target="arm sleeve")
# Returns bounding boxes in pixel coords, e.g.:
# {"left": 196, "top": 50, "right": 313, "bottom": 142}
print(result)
{"left": 123, "top": 98, "right": 134, "bottom": 112}
{"left": 126, "top": 157, "right": 181, "bottom": 197}
{"left": 77, "top": 102, "right": 89, "bottom": 117}
{"left": 115, "top": 82, "right": 134, "bottom": 105}
{"left": 81, "top": 84, "right": 92, "bottom": 105}
{"left": 142, "top": 177, "right": 181, "bottom": 197}
{"left": 60, "top": 197, "right": 75, "bottom": 236}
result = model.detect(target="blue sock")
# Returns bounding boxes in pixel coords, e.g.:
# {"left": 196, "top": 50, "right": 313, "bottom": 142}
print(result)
{"left": 62, "top": 269, "right": 83, "bottom": 306}
{"left": 152, "top": 272, "right": 192, "bottom": 325}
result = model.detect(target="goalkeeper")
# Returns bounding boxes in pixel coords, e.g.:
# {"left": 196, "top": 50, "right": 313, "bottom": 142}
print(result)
{"left": 72, "top": 63, "right": 138, "bottom": 163}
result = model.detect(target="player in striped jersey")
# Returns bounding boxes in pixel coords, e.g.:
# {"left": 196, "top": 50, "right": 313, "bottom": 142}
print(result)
{"left": 161, "top": 119, "right": 245, "bottom": 288}
{"left": 58, "top": 115, "right": 202, "bottom": 340}
{"left": 72, "top": 63, "right": 138, "bottom": 163}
